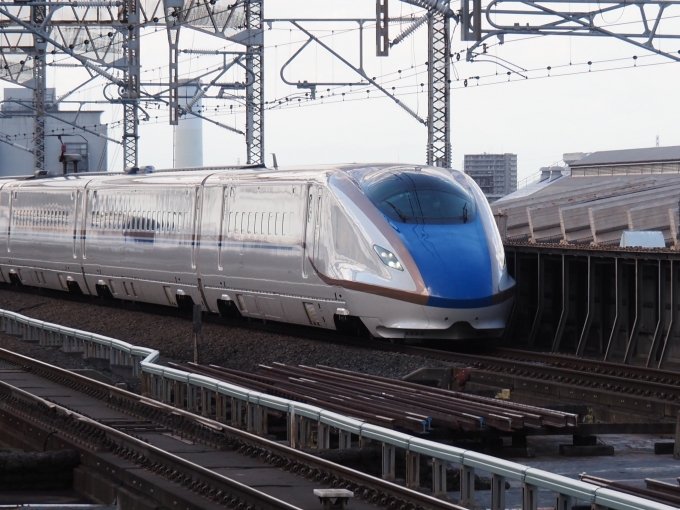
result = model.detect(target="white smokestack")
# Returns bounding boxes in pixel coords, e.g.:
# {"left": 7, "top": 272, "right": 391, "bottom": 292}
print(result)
{"left": 174, "top": 82, "right": 203, "bottom": 168}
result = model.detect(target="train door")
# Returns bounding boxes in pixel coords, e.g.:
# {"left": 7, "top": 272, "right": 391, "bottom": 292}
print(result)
{"left": 303, "top": 186, "right": 318, "bottom": 276}
{"left": 312, "top": 187, "right": 324, "bottom": 268}
{"left": 7, "top": 189, "right": 14, "bottom": 254}
{"left": 191, "top": 186, "right": 202, "bottom": 269}
{"left": 218, "top": 186, "right": 233, "bottom": 271}
{"left": 73, "top": 190, "right": 82, "bottom": 259}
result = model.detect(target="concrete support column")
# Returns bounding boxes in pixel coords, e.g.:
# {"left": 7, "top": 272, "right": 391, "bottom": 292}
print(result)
{"left": 298, "top": 417, "right": 311, "bottom": 448}
{"left": 288, "top": 408, "right": 297, "bottom": 448}
{"left": 187, "top": 384, "right": 198, "bottom": 412}
{"left": 231, "top": 397, "right": 242, "bottom": 428}
{"left": 338, "top": 430, "right": 351, "bottom": 450}
{"left": 381, "top": 442, "right": 395, "bottom": 481}
{"left": 522, "top": 482, "right": 538, "bottom": 510}
{"left": 257, "top": 405, "right": 267, "bottom": 435}
{"left": 460, "top": 465, "right": 475, "bottom": 507}
{"left": 201, "top": 389, "right": 211, "bottom": 417}
{"left": 173, "top": 381, "right": 185, "bottom": 408}
{"left": 317, "top": 422, "right": 330, "bottom": 449}
{"left": 405, "top": 451, "right": 420, "bottom": 489}
{"left": 216, "top": 393, "right": 227, "bottom": 422}
{"left": 555, "top": 493, "right": 572, "bottom": 510}
{"left": 491, "top": 474, "right": 506, "bottom": 510}
{"left": 432, "top": 458, "right": 447, "bottom": 498}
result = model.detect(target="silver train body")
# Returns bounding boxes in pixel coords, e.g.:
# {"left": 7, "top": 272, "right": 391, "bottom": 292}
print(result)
{"left": 0, "top": 164, "right": 514, "bottom": 340}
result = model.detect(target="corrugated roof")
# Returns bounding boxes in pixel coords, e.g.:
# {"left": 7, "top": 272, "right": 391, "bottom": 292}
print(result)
{"left": 570, "top": 146, "right": 680, "bottom": 167}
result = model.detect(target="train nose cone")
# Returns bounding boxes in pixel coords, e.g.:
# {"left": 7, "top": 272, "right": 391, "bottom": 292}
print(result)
{"left": 397, "top": 221, "right": 495, "bottom": 308}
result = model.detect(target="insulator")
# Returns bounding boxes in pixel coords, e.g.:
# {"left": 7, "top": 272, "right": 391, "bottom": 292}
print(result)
{"left": 390, "top": 15, "right": 427, "bottom": 48}
{"left": 401, "top": 0, "right": 456, "bottom": 19}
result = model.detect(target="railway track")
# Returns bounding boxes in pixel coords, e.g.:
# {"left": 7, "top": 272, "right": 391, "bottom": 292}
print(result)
{"left": 398, "top": 345, "right": 680, "bottom": 402}
{"left": 2, "top": 282, "right": 680, "bottom": 420}
{"left": 0, "top": 347, "right": 464, "bottom": 510}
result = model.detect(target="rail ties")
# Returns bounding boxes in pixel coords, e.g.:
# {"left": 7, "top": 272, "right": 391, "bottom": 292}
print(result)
{"left": 170, "top": 361, "right": 578, "bottom": 434}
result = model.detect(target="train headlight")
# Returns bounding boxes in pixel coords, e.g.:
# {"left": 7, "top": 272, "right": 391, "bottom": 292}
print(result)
{"left": 374, "top": 245, "right": 404, "bottom": 271}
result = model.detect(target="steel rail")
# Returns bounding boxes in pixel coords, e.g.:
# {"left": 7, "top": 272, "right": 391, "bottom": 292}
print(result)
{"left": 0, "top": 347, "right": 466, "bottom": 510}
{"left": 358, "top": 342, "right": 680, "bottom": 402}
{"left": 171, "top": 362, "right": 403, "bottom": 430}
{"left": 180, "top": 362, "right": 455, "bottom": 433}
{"left": 313, "top": 365, "right": 577, "bottom": 428}
{"left": 0, "top": 379, "right": 301, "bottom": 510}
{"left": 195, "top": 363, "right": 486, "bottom": 431}
{"left": 262, "top": 366, "right": 577, "bottom": 428}
{"left": 494, "top": 348, "right": 680, "bottom": 386}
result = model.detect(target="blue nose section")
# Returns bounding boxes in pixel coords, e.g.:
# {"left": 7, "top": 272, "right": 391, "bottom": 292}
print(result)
{"left": 395, "top": 219, "right": 495, "bottom": 308}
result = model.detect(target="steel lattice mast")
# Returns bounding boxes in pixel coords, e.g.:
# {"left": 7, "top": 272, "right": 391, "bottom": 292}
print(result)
{"left": 123, "top": 0, "right": 141, "bottom": 169}
{"left": 426, "top": 9, "right": 451, "bottom": 168}
{"left": 245, "top": 0, "right": 264, "bottom": 166}
{"left": 31, "top": 3, "right": 46, "bottom": 173}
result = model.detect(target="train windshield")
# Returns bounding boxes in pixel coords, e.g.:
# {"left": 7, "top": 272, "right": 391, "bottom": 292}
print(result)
{"left": 362, "top": 170, "right": 476, "bottom": 225}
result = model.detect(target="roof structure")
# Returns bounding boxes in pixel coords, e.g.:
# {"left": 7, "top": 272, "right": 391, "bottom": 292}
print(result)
{"left": 571, "top": 146, "right": 680, "bottom": 168}
{"left": 491, "top": 146, "right": 680, "bottom": 248}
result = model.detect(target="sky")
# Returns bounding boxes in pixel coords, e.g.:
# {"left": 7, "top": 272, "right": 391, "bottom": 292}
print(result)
{"left": 4, "top": 0, "right": 680, "bottom": 182}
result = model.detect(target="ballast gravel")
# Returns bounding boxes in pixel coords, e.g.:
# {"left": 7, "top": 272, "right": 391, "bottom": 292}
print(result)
{"left": 0, "top": 287, "right": 448, "bottom": 383}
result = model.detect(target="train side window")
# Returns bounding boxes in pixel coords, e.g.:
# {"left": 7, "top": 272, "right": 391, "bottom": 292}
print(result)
{"left": 282, "top": 213, "right": 287, "bottom": 236}
{"left": 228, "top": 212, "right": 233, "bottom": 233}
{"left": 260, "top": 212, "right": 265, "bottom": 235}
{"left": 275, "top": 212, "right": 281, "bottom": 236}
{"left": 308, "top": 194, "right": 313, "bottom": 223}
{"left": 254, "top": 212, "right": 260, "bottom": 235}
{"left": 234, "top": 212, "right": 240, "bottom": 234}
{"left": 240, "top": 212, "right": 246, "bottom": 235}
{"left": 268, "top": 212, "right": 274, "bottom": 235}
{"left": 247, "top": 212, "right": 253, "bottom": 234}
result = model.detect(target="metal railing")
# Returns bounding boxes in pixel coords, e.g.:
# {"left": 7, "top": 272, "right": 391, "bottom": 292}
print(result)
{"left": 0, "top": 308, "right": 675, "bottom": 510}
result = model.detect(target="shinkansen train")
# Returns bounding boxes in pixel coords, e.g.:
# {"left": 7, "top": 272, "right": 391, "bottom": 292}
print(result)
{"left": 0, "top": 164, "right": 514, "bottom": 340}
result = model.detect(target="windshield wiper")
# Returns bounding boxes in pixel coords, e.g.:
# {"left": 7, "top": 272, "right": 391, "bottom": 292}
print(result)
{"left": 462, "top": 203, "right": 468, "bottom": 223}
{"left": 385, "top": 200, "right": 407, "bottom": 222}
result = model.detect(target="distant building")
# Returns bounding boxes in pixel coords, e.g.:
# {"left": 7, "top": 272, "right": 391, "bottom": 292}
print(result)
{"left": 0, "top": 87, "right": 108, "bottom": 176}
{"left": 464, "top": 153, "right": 517, "bottom": 202}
